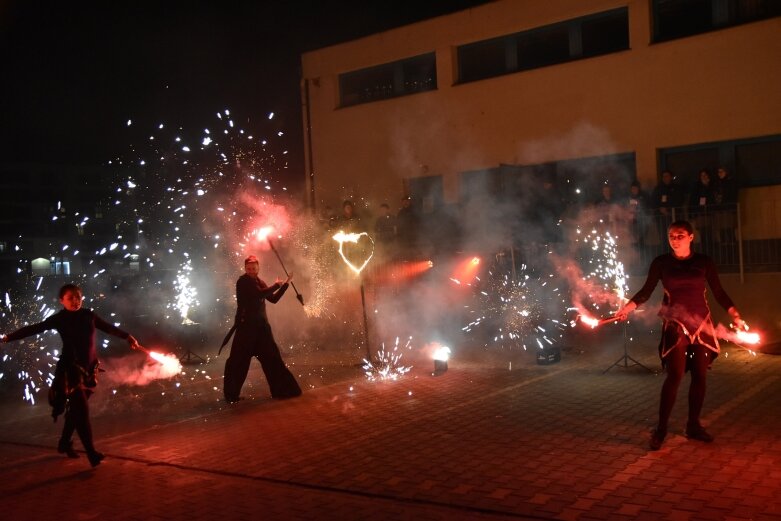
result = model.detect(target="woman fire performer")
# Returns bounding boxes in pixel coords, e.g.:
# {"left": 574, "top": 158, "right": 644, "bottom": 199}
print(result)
{"left": 222, "top": 255, "right": 301, "bottom": 403}
{"left": 1, "top": 283, "right": 140, "bottom": 467}
{"left": 615, "top": 220, "right": 745, "bottom": 450}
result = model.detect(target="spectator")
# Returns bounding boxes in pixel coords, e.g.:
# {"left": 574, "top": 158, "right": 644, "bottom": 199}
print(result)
{"left": 712, "top": 167, "right": 739, "bottom": 244}
{"left": 652, "top": 171, "right": 685, "bottom": 217}
{"left": 528, "top": 177, "right": 564, "bottom": 252}
{"left": 593, "top": 184, "right": 621, "bottom": 231}
{"left": 651, "top": 170, "right": 685, "bottom": 243}
{"left": 334, "top": 200, "right": 363, "bottom": 232}
{"left": 627, "top": 181, "right": 651, "bottom": 247}
{"left": 396, "top": 196, "right": 419, "bottom": 255}
{"left": 689, "top": 169, "right": 715, "bottom": 250}
{"left": 374, "top": 202, "right": 397, "bottom": 247}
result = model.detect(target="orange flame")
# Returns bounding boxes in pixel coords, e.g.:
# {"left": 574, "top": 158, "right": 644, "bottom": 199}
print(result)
{"left": 579, "top": 314, "right": 600, "bottom": 329}
{"left": 735, "top": 329, "right": 760, "bottom": 345}
{"left": 148, "top": 351, "right": 183, "bottom": 375}
{"left": 253, "top": 226, "right": 274, "bottom": 242}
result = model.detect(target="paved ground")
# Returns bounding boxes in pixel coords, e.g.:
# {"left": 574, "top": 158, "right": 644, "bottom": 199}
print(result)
{"left": 1, "top": 329, "right": 780, "bottom": 521}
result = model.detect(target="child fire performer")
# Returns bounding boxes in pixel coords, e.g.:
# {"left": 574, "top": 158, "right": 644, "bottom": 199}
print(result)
{"left": 0, "top": 283, "right": 140, "bottom": 467}
{"left": 222, "top": 255, "right": 301, "bottom": 403}
{"left": 615, "top": 220, "right": 745, "bottom": 450}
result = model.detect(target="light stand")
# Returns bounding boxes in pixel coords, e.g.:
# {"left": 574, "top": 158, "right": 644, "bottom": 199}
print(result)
{"left": 603, "top": 320, "right": 655, "bottom": 374}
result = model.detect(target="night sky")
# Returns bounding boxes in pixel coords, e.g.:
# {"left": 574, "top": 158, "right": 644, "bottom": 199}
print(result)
{"left": 1, "top": 0, "right": 489, "bottom": 194}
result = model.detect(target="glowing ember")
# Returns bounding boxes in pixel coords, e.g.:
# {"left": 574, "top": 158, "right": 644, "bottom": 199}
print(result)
{"left": 363, "top": 337, "right": 412, "bottom": 381}
{"left": 579, "top": 314, "right": 600, "bottom": 329}
{"left": 1, "top": 107, "right": 292, "bottom": 404}
{"left": 253, "top": 226, "right": 274, "bottom": 242}
{"left": 461, "top": 265, "right": 567, "bottom": 351}
{"left": 715, "top": 323, "right": 762, "bottom": 353}
{"left": 332, "top": 230, "right": 374, "bottom": 274}
{"left": 735, "top": 330, "right": 761, "bottom": 345}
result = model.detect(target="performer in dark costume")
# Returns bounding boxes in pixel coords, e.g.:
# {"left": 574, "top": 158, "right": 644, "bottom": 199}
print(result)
{"left": 1, "top": 284, "right": 140, "bottom": 467}
{"left": 222, "top": 255, "right": 301, "bottom": 403}
{"left": 616, "top": 221, "right": 744, "bottom": 450}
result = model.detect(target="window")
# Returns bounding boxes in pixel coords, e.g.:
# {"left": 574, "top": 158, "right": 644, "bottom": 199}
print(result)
{"left": 652, "top": 0, "right": 781, "bottom": 42}
{"left": 736, "top": 140, "right": 781, "bottom": 187}
{"left": 581, "top": 9, "right": 630, "bottom": 57}
{"left": 339, "top": 53, "right": 436, "bottom": 107}
{"left": 408, "top": 175, "right": 444, "bottom": 214}
{"left": 659, "top": 135, "right": 781, "bottom": 188}
{"left": 516, "top": 24, "right": 570, "bottom": 71}
{"left": 458, "top": 8, "right": 629, "bottom": 84}
{"left": 52, "top": 261, "right": 71, "bottom": 275}
{"left": 458, "top": 37, "right": 508, "bottom": 83}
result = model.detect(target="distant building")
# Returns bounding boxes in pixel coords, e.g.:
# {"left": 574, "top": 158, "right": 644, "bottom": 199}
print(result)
{"left": 0, "top": 163, "right": 128, "bottom": 282}
{"left": 300, "top": 0, "right": 781, "bottom": 240}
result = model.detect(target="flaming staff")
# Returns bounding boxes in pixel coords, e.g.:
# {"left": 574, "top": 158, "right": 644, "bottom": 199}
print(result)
{"left": 253, "top": 226, "right": 304, "bottom": 305}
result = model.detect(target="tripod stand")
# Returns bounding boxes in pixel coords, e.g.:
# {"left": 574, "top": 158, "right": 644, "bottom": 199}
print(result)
{"left": 178, "top": 321, "right": 207, "bottom": 365}
{"left": 603, "top": 320, "right": 655, "bottom": 374}
{"left": 179, "top": 349, "right": 207, "bottom": 365}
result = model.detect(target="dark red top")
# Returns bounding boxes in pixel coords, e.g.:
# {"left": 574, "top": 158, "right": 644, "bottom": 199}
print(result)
{"left": 629, "top": 252, "right": 734, "bottom": 332}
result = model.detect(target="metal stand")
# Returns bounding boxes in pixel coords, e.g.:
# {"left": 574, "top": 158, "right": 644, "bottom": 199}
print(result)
{"left": 179, "top": 349, "right": 207, "bottom": 365}
{"left": 603, "top": 321, "right": 655, "bottom": 374}
{"left": 360, "top": 281, "right": 371, "bottom": 362}
{"left": 178, "top": 322, "right": 207, "bottom": 365}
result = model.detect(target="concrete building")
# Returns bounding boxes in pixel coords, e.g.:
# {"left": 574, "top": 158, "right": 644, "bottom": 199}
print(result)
{"left": 0, "top": 163, "right": 129, "bottom": 283}
{"left": 300, "top": 0, "right": 781, "bottom": 243}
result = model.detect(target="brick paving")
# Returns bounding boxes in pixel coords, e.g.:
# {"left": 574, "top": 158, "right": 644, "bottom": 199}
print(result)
{"left": 1, "top": 334, "right": 780, "bottom": 521}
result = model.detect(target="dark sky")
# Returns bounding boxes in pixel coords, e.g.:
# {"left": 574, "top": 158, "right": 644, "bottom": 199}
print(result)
{"left": 1, "top": 0, "right": 488, "bottom": 191}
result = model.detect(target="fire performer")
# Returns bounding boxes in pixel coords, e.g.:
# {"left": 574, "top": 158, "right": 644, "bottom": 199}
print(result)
{"left": 222, "top": 255, "right": 301, "bottom": 403}
{"left": 615, "top": 220, "right": 745, "bottom": 450}
{"left": 0, "top": 284, "right": 141, "bottom": 467}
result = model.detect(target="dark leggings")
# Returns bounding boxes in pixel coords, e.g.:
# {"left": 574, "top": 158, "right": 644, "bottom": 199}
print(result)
{"left": 658, "top": 343, "right": 711, "bottom": 432}
{"left": 61, "top": 388, "right": 96, "bottom": 454}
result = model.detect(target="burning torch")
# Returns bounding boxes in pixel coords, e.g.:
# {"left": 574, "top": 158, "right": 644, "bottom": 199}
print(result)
{"left": 267, "top": 238, "right": 305, "bottom": 306}
{"left": 134, "top": 344, "right": 183, "bottom": 374}
{"left": 254, "top": 226, "right": 304, "bottom": 306}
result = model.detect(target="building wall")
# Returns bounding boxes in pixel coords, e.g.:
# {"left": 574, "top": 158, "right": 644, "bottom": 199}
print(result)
{"left": 301, "top": 0, "right": 781, "bottom": 222}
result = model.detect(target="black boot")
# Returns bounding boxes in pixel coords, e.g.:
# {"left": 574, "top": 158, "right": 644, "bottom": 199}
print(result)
{"left": 87, "top": 451, "right": 105, "bottom": 468}
{"left": 57, "top": 439, "right": 79, "bottom": 458}
{"left": 686, "top": 422, "right": 714, "bottom": 443}
{"left": 649, "top": 428, "right": 666, "bottom": 451}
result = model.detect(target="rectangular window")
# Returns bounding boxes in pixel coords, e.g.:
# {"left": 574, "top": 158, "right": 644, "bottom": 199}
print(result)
{"left": 339, "top": 53, "right": 436, "bottom": 107}
{"left": 581, "top": 9, "right": 630, "bottom": 57}
{"left": 408, "top": 175, "right": 444, "bottom": 214}
{"left": 458, "top": 8, "right": 629, "bottom": 84}
{"left": 652, "top": 0, "right": 781, "bottom": 42}
{"left": 659, "top": 135, "right": 781, "bottom": 188}
{"left": 663, "top": 147, "right": 721, "bottom": 188}
{"left": 736, "top": 140, "right": 781, "bottom": 187}
{"left": 516, "top": 24, "right": 571, "bottom": 71}
{"left": 458, "top": 37, "right": 507, "bottom": 83}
